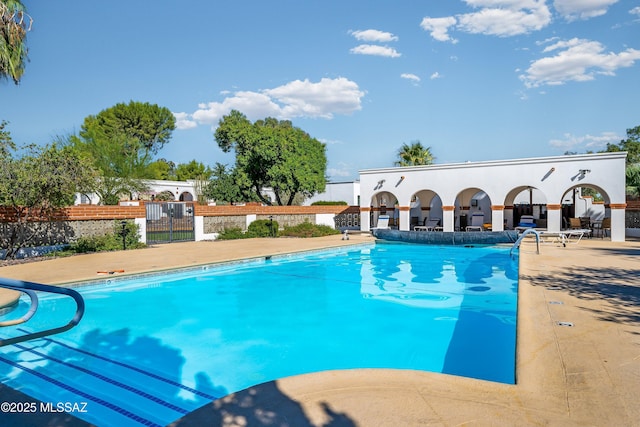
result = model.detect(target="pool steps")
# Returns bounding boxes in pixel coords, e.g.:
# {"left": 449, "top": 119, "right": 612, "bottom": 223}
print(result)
{"left": 0, "top": 331, "right": 219, "bottom": 426}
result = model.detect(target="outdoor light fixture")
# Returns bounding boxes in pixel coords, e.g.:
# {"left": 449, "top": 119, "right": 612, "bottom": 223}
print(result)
{"left": 579, "top": 169, "right": 591, "bottom": 175}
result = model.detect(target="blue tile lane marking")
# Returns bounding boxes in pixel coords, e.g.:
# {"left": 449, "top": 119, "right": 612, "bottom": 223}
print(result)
{"left": 8, "top": 342, "right": 189, "bottom": 415}
{"left": 0, "top": 354, "right": 161, "bottom": 427}
{"left": 16, "top": 328, "right": 218, "bottom": 400}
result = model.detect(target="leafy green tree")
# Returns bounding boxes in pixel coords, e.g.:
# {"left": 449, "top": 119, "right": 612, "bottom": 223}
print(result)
{"left": 603, "top": 125, "right": 640, "bottom": 196}
{"left": 81, "top": 101, "right": 176, "bottom": 154}
{"left": 0, "top": 119, "right": 16, "bottom": 156}
{"left": 1, "top": 0, "right": 31, "bottom": 84}
{"left": 146, "top": 158, "right": 176, "bottom": 180}
{"left": 395, "top": 141, "right": 435, "bottom": 166}
{"left": 206, "top": 162, "right": 259, "bottom": 204}
{"left": 71, "top": 101, "right": 175, "bottom": 204}
{"left": 0, "top": 142, "right": 96, "bottom": 259}
{"left": 214, "top": 110, "right": 327, "bottom": 205}
{"left": 626, "top": 164, "right": 640, "bottom": 197}
{"left": 174, "top": 160, "right": 212, "bottom": 181}
{"left": 605, "top": 125, "right": 640, "bottom": 165}
{"left": 70, "top": 128, "right": 150, "bottom": 205}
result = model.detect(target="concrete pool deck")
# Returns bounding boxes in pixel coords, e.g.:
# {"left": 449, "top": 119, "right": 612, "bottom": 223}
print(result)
{"left": 1, "top": 234, "right": 639, "bottom": 426}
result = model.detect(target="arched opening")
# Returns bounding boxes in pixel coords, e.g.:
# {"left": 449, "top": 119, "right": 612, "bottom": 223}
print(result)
{"left": 505, "top": 186, "right": 548, "bottom": 230}
{"left": 456, "top": 188, "right": 491, "bottom": 231}
{"left": 410, "top": 190, "right": 443, "bottom": 229}
{"left": 370, "top": 190, "right": 399, "bottom": 227}
{"left": 179, "top": 192, "right": 194, "bottom": 202}
{"left": 560, "top": 184, "right": 611, "bottom": 235}
{"left": 155, "top": 190, "right": 175, "bottom": 202}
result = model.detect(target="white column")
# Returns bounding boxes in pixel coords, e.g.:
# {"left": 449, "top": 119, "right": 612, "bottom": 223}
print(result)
{"left": 610, "top": 204, "right": 626, "bottom": 242}
{"left": 546, "top": 204, "right": 562, "bottom": 233}
{"left": 442, "top": 206, "right": 455, "bottom": 232}
{"left": 491, "top": 206, "right": 504, "bottom": 231}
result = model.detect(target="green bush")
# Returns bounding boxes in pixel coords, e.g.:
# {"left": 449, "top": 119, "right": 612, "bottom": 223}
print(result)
{"left": 281, "top": 221, "right": 340, "bottom": 237}
{"left": 217, "top": 227, "right": 247, "bottom": 240}
{"left": 70, "top": 220, "right": 145, "bottom": 253}
{"left": 247, "top": 219, "right": 279, "bottom": 237}
{"left": 311, "top": 201, "right": 348, "bottom": 206}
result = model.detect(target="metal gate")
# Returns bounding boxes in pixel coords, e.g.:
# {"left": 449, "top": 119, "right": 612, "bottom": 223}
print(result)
{"left": 145, "top": 202, "right": 195, "bottom": 244}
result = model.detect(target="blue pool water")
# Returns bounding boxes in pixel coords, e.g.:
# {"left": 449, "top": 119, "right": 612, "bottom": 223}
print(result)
{"left": 0, "top": 242, "right": 518, "bottom": 426}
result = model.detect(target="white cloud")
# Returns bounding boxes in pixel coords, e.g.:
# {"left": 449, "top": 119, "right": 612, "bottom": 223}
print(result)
{"left": 264, "top": 77, "right": 365, "bottom": 119}
{"left": 327, "top": 162, "right": 352, "bottom": 178}
{"left": 520, "top": 38, "right": 640, "bottom": 88}
{"left": 430, "top": 72, "right": 443, "bottom": 80}
{"left": 549, "top": 132, "right": 621, "bottom": 150}
{"left": 401, "top": 73, "right": 421, "bottom": 83}
{"left": 173, "top": 112, "right": 198, "bottom": 130}
{"left": 420, "top": 16, "right": 458, "bottom": 42}
{"left": 349, "top": 29, "right": 398, "bottom": 43}
{"left": 631, "top": 6, "right": 640, "bottom": 17}
{"left": 421, "top": 0, "right": 551, "bottom": 42}
{"left": 350, "top": 44, "right": 401, "bottom": 58}
{"left": 553, "top": 0, "right": 619, "bottom": 21}
{"left": 175, "top": 77, "right": 365, "bottom": 129}
{"left": 457, "top": 0, "right": 551, "bottom": 36}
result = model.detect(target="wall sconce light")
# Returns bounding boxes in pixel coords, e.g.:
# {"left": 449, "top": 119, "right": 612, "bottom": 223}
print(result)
{"left": 550, "top": 167, "right": 555, "bottom": 172}
{"left": 400, "top": 176, "right": 405, "bottom": 180}
{"left": 579, "top": 169, "right": 591, "bottom": 175}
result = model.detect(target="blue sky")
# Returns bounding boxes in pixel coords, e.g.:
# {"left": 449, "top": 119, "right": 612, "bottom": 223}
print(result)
{"left": 1, "top": 0, "right": 639, "bottom": 181}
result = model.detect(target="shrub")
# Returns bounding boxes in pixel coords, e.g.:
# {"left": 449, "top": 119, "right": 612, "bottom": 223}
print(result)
{"left": 70, "top": 220, "right": 145, "bottom": 253}
{"left": 281, "top": 221, "right": 340, "bottom": 237}
{"left": 217, "top": 227, "right": 247, "bottom": 240}
{"left": 247, "top": 219, "right": 279, "bottom": 237}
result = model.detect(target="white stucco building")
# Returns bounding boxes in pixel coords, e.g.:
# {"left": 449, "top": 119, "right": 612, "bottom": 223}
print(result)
{"left": 359, "top": 152, "right": 627, "bottom": 242}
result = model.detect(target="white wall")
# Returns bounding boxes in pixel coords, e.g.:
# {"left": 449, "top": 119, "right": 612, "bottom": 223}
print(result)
{"left": 359, "top": 152, "right": 627, "bottom": 241}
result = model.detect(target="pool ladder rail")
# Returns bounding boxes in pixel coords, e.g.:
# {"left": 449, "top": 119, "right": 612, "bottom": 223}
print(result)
{"left": 510, "top": 228, "right": 540, "bottom": 257}
{"left": 0, "top": 278, "right": 85, "bottom": 347}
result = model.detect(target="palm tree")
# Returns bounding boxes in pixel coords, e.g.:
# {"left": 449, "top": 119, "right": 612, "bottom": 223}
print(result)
{"left": 395, "top": 140, "right": 435, "bottom": 166}
{"left": 1, "top": 0, "right": 31, "bottom": 84}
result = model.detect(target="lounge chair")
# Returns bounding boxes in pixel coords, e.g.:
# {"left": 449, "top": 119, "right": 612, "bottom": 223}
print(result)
{"left": 539, "top": 218, "right": 592, "bottom": 246}
{"left": 372, "top": 214, "right": 390, "bottom": 230}
{"left": 414, "top": 218, "right": 440, "bottom": 231}
{"left": 515, "top": 215, "right": 537, "bottom": 232}
{"left": 466, "top": 213, "right": 484, "bottom": 231}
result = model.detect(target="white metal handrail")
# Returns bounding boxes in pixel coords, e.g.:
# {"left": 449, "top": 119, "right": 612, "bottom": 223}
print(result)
{"left": 511, "top": 228, "right": 540, "bottom": 257}
{"left": 0, "top": 278, "right": 85, "bottom": 347}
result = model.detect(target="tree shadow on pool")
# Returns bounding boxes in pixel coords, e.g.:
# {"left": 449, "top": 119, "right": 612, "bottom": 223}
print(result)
{"left": 168, "top": 380, "right": 356, "bottom": 427}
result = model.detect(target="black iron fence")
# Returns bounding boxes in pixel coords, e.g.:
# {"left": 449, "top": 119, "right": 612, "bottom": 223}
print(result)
{"left": 145, "top": 202, "right": 195, "bottom": 243}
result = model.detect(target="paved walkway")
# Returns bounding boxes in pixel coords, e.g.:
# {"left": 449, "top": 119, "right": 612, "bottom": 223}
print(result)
{"left": 1, "top": 235, "right": 639, "bottom": 426}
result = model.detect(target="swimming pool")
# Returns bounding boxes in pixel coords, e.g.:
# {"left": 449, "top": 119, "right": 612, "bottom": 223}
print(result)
{"left": 0, "top": 242, "right": 518, "bottom": 426}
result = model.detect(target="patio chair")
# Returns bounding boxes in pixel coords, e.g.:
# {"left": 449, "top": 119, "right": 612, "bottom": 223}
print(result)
{"left": 569, "top": 218, "right": 582, "bottom": 229}
{"left": 594, "top": 217, "right": 611, "bottom": 238}
{"left": 466, "top": 212, "right": 484, "bottom": 231}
